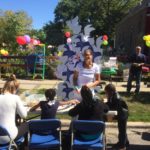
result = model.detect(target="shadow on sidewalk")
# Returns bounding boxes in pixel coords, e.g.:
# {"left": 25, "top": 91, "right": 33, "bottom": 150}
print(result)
{"left": 62, "top": 130, "right": 150, "bottom": 150}
{"left": 107, "top": 144, "right": 150, "bottom": 150}
{"left": 142, "top": 132, "right": 150, "bottom": 141}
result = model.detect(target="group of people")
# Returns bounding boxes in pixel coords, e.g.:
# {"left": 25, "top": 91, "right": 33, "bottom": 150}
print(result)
{"left": 0, "top": 46, "right": 146, "bottom": 149}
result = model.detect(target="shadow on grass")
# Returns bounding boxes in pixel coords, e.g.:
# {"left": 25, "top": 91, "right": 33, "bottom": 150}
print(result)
{"left": 100, "top": 91, "right": 150, "bottom": 104}
{"left": 119, "top": 92, "right": 150, "bottom": 104}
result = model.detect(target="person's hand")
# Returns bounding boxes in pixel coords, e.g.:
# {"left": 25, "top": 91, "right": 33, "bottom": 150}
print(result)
{"left": 29, "top": 108, "right": 34, "bottom": 112}
{"left": 74, "top": 86, "right": 81, "bottom": 93}
{"left": 133, "top": 63, "right": 138, "bottom": 67}
{"left": 138, "top": 63, "right": 144, "bottom": 66}
{"left": 69, "top": 99, "right": 80, "bottom": 105}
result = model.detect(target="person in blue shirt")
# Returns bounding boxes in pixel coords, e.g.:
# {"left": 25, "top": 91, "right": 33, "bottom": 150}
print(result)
{"left": 127, "top": 46, "right": 146, "bottom": 94}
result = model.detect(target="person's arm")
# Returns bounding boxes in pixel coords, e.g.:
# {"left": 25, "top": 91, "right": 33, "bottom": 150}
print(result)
{"left": 103, "top": 102, "right": 109, "bottom": 113}
{"left": 29, "top": 103, "right": 40, "bottom": 112}
{"left": 59, "top": 99, "right": 80, "bottom": 106}
{"left": 133, "top": 62, "right": 144, "bottom": 67}
{"left": 73, "top": 70, "right": 79, "bottom": 86}
{"left": 68, "top": 104, "right": 80, "bottom": 117}
{"left": 16, "top": 96, "right": 27, "bottom": 118}
{"left": 86, "top": 73, "right": 100, "bottom": 88}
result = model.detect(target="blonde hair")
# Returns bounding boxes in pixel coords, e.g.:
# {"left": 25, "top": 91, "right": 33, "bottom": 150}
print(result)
{"left": 3, "top": 74, "right": 20, "bottom": 94}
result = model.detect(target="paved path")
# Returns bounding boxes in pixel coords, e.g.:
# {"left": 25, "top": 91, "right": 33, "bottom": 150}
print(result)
{"left": 61, "top": 119, "right": 150, "bottom": 150}
{"left": 0, "top": 79, "right": 149, "bottom": 92}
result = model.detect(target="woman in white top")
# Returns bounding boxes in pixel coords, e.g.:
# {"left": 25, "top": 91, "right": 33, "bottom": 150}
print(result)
{"left": 73, "top": 49, "right": 100, "bottom": 100}
{"left": 0, "top": 75, "right": 27, "bottom": 144}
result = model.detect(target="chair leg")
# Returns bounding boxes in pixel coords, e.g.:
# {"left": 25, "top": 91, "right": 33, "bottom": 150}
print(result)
{"left": 9, "top": 141, "right": 18, "bottom": 150}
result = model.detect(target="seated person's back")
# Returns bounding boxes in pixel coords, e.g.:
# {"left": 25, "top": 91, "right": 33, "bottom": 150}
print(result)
{"left": 69, "top": 85, "right": 108, "bottom": 121}
{"left": 68, "top": 86, "right": 108, "bottom": 140}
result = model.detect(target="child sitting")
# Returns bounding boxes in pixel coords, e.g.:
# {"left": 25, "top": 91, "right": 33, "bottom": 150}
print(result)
{"left": 30, "top": 88, "right": 79, "bottom": 119}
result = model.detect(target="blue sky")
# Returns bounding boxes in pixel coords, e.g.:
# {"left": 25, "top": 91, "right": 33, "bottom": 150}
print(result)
{"left": 0, "top": 0, "right": 59, "bottom": 29}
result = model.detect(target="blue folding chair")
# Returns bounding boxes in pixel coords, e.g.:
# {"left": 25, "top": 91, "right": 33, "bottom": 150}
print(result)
{"left": 0, "top": 125, "right": 24, "bottom": 150}
{"left": 71, "top": 120, "right": 106, "bottom": 150}
{"left": 28, "top": 119, "right": 61, "bottom": 150}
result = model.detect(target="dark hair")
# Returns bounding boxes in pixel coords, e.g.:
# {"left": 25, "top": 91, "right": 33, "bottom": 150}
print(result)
{"left": 81, "top": 86, "right": 95, "bottom": 108}
{"left": 45, "top": 89, "right": 56, "bottom": 101}
{"left": 104, "top": 84, "right": 116, "bottom": 93}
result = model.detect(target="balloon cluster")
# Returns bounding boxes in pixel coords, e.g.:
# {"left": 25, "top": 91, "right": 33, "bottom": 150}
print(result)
{"left": 143, "top": 35, "right": 150, "bottom": 47}
{"left": 65, "top": 32, "right": 72, "bottom": 44}
{"left": 16, "top": 35, "right": 41, "bottom": 45}
{"left": 0, "top": 49, "right": 9, "bottom": 56}
{"left": 102, "top": 35, "right": 108, "bottom": 46}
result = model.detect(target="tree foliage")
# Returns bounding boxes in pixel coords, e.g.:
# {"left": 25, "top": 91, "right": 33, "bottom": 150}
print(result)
{"left": 30, "top": 29, "right": 46, "bottom": 43}
{"left": 43, "top": 21, "right": 64, "bottom": 46}
{"left": 54, "top": 0, "right": 141, "bottom": 40}
{"left": 0, "top": 10, "right": 32, "bottom": 53}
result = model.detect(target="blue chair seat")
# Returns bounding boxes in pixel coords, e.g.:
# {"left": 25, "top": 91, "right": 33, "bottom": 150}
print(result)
{"left": 29, "top": 133, "right": 60, "bottom": 149}
{"left": 73, "top": 136, "right": 103, "bottom": 149}
{"left": 28, "top": 119, "right": 61, "bottom": 150}
{"left": 71, "top": 120, "right": 105, "bottom": 150}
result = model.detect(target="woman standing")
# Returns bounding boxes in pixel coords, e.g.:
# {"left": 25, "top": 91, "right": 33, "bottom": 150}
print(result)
{"left": 73, "top": 49, "right": 100, "bottom": 100}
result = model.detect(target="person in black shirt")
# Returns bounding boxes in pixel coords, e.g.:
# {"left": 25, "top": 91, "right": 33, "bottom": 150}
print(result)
{"left": 105, "top": 84, "right": 129, "bottom": 149}
{"left": 69, "top": 85, "right": 108, "bottom": 121}
{"left": 30, "top": 89, "right": 79, "bottom": 119}
{"left": 127, "top": 46, "right": 146, "bottom": 94}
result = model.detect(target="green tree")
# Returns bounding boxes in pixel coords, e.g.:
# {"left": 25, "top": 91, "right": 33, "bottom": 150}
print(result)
{"left": 54, "top": 0, "right": 141, "bottom": 40}
{"left": 0, "top": 10, "right": 32, "bottom": 53}
{"left": 43, "top": 21, "right": 64, "bottom": 46}
{"left": 30, "top": 29, "right": 46, "bottom": 43}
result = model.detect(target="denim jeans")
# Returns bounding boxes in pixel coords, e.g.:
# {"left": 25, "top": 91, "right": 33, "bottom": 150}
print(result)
{"left": 127, "top": 71, "right": 142, "bottom": 93}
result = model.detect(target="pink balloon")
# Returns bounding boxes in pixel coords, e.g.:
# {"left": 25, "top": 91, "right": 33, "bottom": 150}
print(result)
{"left": 37, "top": 40, "right": 41, "bottom": 45}
{"left": 24, "top": 35, "right": 31, "bottom": 43}
{"left": 30, "top": 39, "right": 40, "bottom": 45}
{"left": 30, "top": 38, "right": 34, "bottom": 44}
{"left": 67, "top": 38, "right": 72, "bottom": 43}
{"left": 16, "top": 36, "right": 26, "bottom": 45}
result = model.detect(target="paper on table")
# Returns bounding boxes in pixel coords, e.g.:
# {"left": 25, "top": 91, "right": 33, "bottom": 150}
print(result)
{"left": 106, "top": 111, "right": 117, "bottom": 116}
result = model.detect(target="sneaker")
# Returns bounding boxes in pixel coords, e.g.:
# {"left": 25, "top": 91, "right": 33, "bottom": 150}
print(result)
{"left": 126, "top": 89, "right": 130, "bottom": 93}
{"left": 126, "top": 141, "right": 130, "bottom": 148}
{"left": 126, "top": 91, "right": 131, "bottom": 96}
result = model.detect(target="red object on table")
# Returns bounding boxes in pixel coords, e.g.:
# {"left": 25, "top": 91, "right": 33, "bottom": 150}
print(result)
{"left": 142, "top": 66, "right": 150, "bottom": 73}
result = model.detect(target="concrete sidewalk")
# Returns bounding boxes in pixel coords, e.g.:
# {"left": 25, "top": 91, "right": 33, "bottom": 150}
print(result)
{"left": 61, "top": 119, "right": 150, "bottom": 150}
{"left": 61, "top": 119, "right": 150, "bottom": 129}
{"left": 0, "top": 79, "right": 150, "bottom": 92}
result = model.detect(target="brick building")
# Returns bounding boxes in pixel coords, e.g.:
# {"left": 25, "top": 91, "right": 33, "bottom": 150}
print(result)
{"left": 115, "top": 0, "right": 150, "bottom": 56}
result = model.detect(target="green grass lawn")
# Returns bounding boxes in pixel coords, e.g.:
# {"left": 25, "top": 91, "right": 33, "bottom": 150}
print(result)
{"left": 120, "top": 92, "right": 150, "bottom": 122}
{"left": 25, "top": 89, "right": 150, "bottom": 122}
{"left": 99, "top": 91, "right": 150, "bottom": 122}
